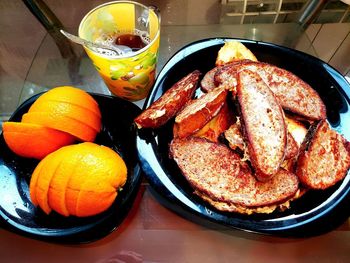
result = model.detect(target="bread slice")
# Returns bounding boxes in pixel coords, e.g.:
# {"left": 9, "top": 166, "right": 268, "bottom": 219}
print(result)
{"left": 195, "top": 189, "right": 304, "bottom": 215}
{"left": 285, "top": 132, "right": 299, "bottom": 160}
{"left": 296, "top": 120, "right": 350, "bottom": 189}
{"left": 193, "top": 102, "right": 233, "bottom": 142}
{"left": 285, "top": 116, "right": 308, "bottom": 147}
{"left": 260, "top": 63, "right": 326, "bottom": 121}
{"left": 134, "top": 70, "right": 201, "bottom": 128}
{"left": 225, "top": 118, "right": 298, "bottom": 161}
{"left": 170, "top": 137, "right": 299, "bottom": 210}
{"left": 173, "top": 87, "right": 228, "bottom": 138}
{"left": 200, "top": 67, "right": 220, "bottom": 93}
{"left": 213, "top": 59, "right": 252, "bottom": 93}
{"left": 215, "top": 61, "right": 326, "bottom": 121}
{"left": 215, "top": 41, "right": 258, "bottom": 66}
{"left": 224, "top": 122, "right": 246, "bottom": 152}
{"left": 237, "top": 69, "right": 287, "bottom": 181}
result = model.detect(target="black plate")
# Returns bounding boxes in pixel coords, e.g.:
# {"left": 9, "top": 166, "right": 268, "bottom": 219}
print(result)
{"left": 136, "top": 38, "right": 350, "bottom": 237}
{"left": 0, "top": 93, "right": 141, "bottom": 243}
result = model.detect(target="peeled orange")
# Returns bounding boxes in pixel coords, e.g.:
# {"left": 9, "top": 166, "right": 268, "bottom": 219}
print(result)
{"left": 22, "top": 86, "right": 101, "bottom": 142}
{"left": 29, "top": 142, "right": 127, "bottom": 217}
{"left": 22, "top": 112, "right": 98, "bottom": 142}
{"left": 27, "top": 99, "right": 101, "bottom": 132}
{"left": 35, "top": 86, "right": 101, "bottom": 117}
{"left": 2, "top": 86, "right": 102, "bottom": 160}
{"left": 2, "top": 122, "right": 75, "bottom": 159}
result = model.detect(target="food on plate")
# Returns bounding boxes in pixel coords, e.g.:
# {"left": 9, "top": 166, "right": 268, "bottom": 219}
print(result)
{"left": 29, "top": 142, "right": 127, "bottom": 217}
{"left": 21, "top": 86, "right": 101, "bottom": 142}
{"left": 237, "top": 69, "right": 287, "bottom": 181}
{"left": 224, "top": 119, "right": 298, "bottom": 161}
{"left": 200, "top": 66, "right": 221, "bottom": 93}
{"left": 174, "top": 87, "right": 228, "bottom": 138}
{"left": 170, "top": 137, "right": 299, "bottom": 214}
{"left": 22, "top": 112, "right": 98, "bottom": 143}
{"left": 2, "top": 122, "right": 75, "bottom": 159}
{"left": 201, "top": 41, "right": 259, "bottom": 92}
{"left": 215, "top": 60, "right": 326, "bottom": 120}
{"left": 215, "top": 41, "right": 258, "bottom": 66}
{"left": 285, "top": 116, "right": 308, "bottom": 146}
{"left": 224, "top": 121, "right": 247, "bottom": 154}
{"left": 284, "top": 132, "right": 299, "bottom": 160}
{"left": 134, "top": 70, "right": 201, "bottom": 128}
{"left": 2, "top": 86, "right": 101, "bottom": 159}
{"left": 296, "top": 120, "right": 350, "bottom": 189}
{"left": 193, "top": 102, "right": 233, "bottom": 143}
{"left": 135, "top": 40, "right": 349, "bottom": 214}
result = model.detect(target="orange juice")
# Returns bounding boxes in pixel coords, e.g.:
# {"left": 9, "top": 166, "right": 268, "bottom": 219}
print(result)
{"left": 79, "top": 1, "right": 160, "bottom": 101}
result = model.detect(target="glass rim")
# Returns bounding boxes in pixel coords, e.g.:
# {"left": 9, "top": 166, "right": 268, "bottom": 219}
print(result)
{"left": 78, "top": 0, "right": 161, "bottom": 59}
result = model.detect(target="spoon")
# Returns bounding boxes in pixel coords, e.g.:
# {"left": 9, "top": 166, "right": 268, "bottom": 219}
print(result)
{"left": 60, "top": 29, "right": 132, "bottom": 56}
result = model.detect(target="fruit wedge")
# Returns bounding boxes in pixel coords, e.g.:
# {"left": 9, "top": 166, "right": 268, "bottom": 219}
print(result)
{"left": 35, "top": 86, "right": 101, "bottom": 117}
{"left": 29, "top": 142, "right": 128, "bottom": 217}
{"left": 35, "top": 152, "right": 62, "bottom": 214}
{"left": 28, "top": 100, "right": 101, "bottom": 132}
{"left": 2, "top": 122, "right": 75, "bottom": 159}
{"left": 22, "top": 112, "right": 98, "bottom": 142}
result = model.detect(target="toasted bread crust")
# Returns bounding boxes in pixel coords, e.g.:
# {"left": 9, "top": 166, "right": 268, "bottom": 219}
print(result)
{"left": 260, "top": 63, "right": 326, "bottom": 121}
{"left": 215, "top": 61, "right": 326, "bottom": 121}
{"left": 134, "top": 70, "right": 201, "bottom": 128}
{"left": 285, "top": 132, "right": 299, "bottom": 160}
{"left": 193, "top": 102, "right": 233, "bottom": 142}
{"left": 225, "top": 119, "right": 298, "bottom": 160}
{"left": 170, "top": 137, "right": 299, "bottom": 208}
{"left": 200, "top": 67, "right": 220, "bottom": 93}
{"left": 285, "top": 116, "right": 308, "bottom": 146}
{"left": 224, "top": 122, "right": 246, "bottom": 152}
{"left": 237, "top": 69, "right": 287, "bottom": 181}
{"left": 215, "top": 41, "right": 258, "bottom": 66}
{"left": 213, "top": 60, "right": 252, "bottom": 92}
{"left": 173, "top": 87, "right": 228, "bottom": 138}
{"left": 296, "top": 120, "right": 350, "bottom": 189}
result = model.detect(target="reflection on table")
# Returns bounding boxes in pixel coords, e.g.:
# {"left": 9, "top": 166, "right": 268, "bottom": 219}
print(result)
{"left": 20, "top": 23, "right": 317, "bottom": 107}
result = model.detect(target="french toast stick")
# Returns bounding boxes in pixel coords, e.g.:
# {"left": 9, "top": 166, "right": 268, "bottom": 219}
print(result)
{"left": 237, "top": 69, "right": 287, "bottom": 181}
{"left": 193, "top": 102, "right": 233, "bottom": 142}
{"left": 200, "top": 67, "right": 220, "bottom": 93}
{"left": 296, "top": 120, "right": 350, "bottom": 189}
{"left": 134, "top": 70, "right": 201, "bottom": 128}
{"left": 173, "top": 87, "right": 228, "bottom": 138}
{"left": 225, "top": 119, "right": 298, "bottom": 160}
{"left": 196, "top": 189, "right": 302, "bottom": 215}
{"left": 215, "top": 61, "right": 326, "bottom": 121}
{"left": 170, "top": 137, "right": 299, "bottom": 210}
{"left": 213, "top": 59, "right": 252, "bottom": 92}
{"left": 215, "top": 41, "right": 258, "bottom": 66}
{"left": 224, "top": 122, "right": 246, "bottom": 152}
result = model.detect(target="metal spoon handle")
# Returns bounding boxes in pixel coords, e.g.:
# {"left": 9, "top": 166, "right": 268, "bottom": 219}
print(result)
{"left": 60, "top": 29, "right": 120, "bottom": 56}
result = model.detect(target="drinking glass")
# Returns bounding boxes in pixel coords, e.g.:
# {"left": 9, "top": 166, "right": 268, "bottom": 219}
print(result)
{"left": 79, "top": 1, "right": 160, "bottom": 101}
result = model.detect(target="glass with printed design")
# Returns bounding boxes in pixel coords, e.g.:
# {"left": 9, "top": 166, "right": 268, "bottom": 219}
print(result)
{"left": 79, "top": 1, "right": 160, "bottom": 101}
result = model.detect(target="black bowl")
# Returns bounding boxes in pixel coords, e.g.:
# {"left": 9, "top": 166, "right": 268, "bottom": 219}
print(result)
{"left": 0, "top": 93, "right": 141, "bottom": 243}
{"left": 136, "top": 38, "right": 350, "bottom": 237}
